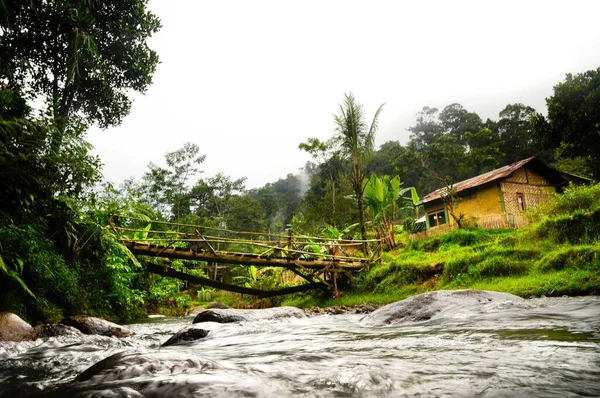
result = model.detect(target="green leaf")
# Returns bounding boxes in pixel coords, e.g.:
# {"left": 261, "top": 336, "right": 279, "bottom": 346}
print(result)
{"left": 15, "top": 258, "right": 24, "bottom": 274}
{"left": 249, "top": 265, "right": 258, "bottom": 282}
{"left": 9, "top": 271, "right": 35, "bottom": 298}
{"left": 0, "top": 255, "right": 7, "bottom": 274}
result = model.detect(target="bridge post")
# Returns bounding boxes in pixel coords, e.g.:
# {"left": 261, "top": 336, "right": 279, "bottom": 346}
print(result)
{"left": 287, "top": 228, "right": 293, "bottom": 255}
{"left": 193, "top": 228, "right": 199, "bottom": 252}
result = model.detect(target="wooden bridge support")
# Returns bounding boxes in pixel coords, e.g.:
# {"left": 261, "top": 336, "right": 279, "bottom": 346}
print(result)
{"left": 145, "top": 263, "right": 328, "bottom": 298}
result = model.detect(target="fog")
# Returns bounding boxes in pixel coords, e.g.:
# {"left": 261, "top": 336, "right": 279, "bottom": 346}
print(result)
{"left": 87, "top": 0, "right": 600, "bottom": 189}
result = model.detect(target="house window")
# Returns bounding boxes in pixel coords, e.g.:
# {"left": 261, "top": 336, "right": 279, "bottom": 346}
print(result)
{"left": 516, "top": 193, "right": 526, "bottom": 211}
{"left": 428, "top": 210, "right": 447, "bottom": 227}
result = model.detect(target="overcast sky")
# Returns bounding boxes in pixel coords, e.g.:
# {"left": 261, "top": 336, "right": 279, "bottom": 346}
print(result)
{"left": 87, "top": 0, "right": 600, "bottom": 189}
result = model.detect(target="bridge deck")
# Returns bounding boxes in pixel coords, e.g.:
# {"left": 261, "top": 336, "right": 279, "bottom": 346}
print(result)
{"left": 125, "top": 242, "right": 369, "bottom": 270}
{"left": 111, "top": 216, "right": 381, "bottom": 297}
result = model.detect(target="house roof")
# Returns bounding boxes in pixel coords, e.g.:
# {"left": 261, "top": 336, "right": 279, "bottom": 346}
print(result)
{"left": 419, "top": 157, "right": 574, "bottom": 205}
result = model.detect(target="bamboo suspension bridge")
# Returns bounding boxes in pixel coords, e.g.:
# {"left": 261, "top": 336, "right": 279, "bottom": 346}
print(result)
{"left": 110, "top": 216, "right": 382, "bottom": 298}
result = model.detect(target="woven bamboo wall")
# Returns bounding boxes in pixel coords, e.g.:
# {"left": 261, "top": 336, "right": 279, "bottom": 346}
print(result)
{"left": 474, "top": 213, "right": 528, "bottom": 229}
{"left": 501, "top": 167, "right": 555, "bottom": 214}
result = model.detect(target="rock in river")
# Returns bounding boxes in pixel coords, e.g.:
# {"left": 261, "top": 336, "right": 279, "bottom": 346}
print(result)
{"left": 192, "top": 306, "right": 305, "bottom": 324}
{"left": 161, "top": 327, "right": 209, "bottom": 347}
{"left": 0, "top": 312, "right": 32, "bottom": 341}
{"left": 61, "top": 316, "right": 134, "bottom": 338}
{"left": 30, "top": 324, "right": 82, "bottom": 339}
{"left": 361, "top": 289, "right": 533, "bottom": 326}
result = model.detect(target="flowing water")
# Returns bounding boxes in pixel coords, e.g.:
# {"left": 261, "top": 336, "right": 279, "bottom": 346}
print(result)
{"left": 1, "top": 296, "right": 599, "bottom": 397}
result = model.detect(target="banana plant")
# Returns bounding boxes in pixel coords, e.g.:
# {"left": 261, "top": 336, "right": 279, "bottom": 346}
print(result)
{"left": 362, "top": 174, "right": 403, "bottom": 249}
{"left": 400, "top": 186, "right": 421, "bottom": 216}
{"left": 233, "top": 265, "right": 259, "bottom": 288}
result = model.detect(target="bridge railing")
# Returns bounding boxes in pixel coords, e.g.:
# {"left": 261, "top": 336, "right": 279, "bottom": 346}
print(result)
{"left": 109, "top": 215, "right": 382, "bottom": 263}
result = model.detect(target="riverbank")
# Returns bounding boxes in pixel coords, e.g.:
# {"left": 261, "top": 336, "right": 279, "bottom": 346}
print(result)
{"left": 282, "top": 223, "right": 600, "bottom": 310}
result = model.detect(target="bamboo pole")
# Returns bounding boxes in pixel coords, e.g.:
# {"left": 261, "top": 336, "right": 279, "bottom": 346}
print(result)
{"left": 111, "top": 214, "right": 381, "bottom": 244}
{"left": 118, "top": 238, "right": 368, "bottom": 262}
{"left": 125, "top": 243, "right": 367, "bottom": 270}
{"left": 144, "top": 263, "right": 327, "bottom": 298}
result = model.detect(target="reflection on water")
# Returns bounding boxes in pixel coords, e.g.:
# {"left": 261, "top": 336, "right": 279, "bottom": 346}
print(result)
{"left": 0, "top": 296, "right": 599, "bottom": 397}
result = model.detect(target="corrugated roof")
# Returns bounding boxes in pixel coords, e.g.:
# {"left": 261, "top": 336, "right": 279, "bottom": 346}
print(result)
{"left": 420, "top": 157, "right": 536, "bottom": 204}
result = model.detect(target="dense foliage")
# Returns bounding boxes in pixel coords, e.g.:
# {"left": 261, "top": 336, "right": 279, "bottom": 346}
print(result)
{"left": 1, "top": 3, "right": 597, "bottom": 323}
{"left": 0, "top": 0, "right": 161, "bottom": 323}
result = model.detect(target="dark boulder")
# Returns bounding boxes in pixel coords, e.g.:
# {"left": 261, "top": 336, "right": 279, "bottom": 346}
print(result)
{"left": 192, "top": 306, "right": 305, "bottom": 324}
{"left": 61, "top": 316, "right": 134, "bottom": 338}
{"left": 361, "top": 290, "right": 532, "bottom": 326}
{"left": 192, "top": 310, "right": 245, "bottom": 324}
{"left": 30, "top": 324, "right": 82, "bottom": 339}
{"left": 161, "top": 328, "right": 209, "bottom": 347}
{"left": 0, "top": 312, "right": 32, "bottom": 341}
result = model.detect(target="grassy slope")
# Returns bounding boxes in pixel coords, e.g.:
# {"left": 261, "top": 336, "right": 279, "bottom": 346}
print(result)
{"left": 282, "top": 185, "right": 600, "bottom": 309}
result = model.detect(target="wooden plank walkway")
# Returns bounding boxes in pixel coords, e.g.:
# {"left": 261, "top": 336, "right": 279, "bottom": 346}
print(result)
{"left": 123, "top": 242, "right": 369, "bottom": 269}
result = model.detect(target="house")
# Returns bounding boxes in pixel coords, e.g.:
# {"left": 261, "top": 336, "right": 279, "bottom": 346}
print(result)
{"left": 419, "top": 157, "right": 588, "bottom": 231}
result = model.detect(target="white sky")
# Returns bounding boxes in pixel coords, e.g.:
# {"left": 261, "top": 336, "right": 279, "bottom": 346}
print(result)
{"left": 87, "top": 0, "right": 600, "bottom": 189}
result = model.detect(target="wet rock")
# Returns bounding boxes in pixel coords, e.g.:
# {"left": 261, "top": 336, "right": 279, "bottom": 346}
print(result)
{"left": 361, "top": 290, "right": 531, "bottom": 326}
{"left": 353, "top": 303, "right": 381, "bottom": 314}
{"left": 148, "top": 314, "right": 166, "bottom": 319}
{"left": 61, "top": 316, "right": 134, "bottom": 338}
{"left": 0, "top": 312, "right": 32, "bottom": 341}
{"left": 30, "top": 324, "right": 82, "bottom": 339}
{"left": 75, "top": 350, "right": 221, "bottom": 383}
{"left": 305, "top": 303, "right": 381, "bottom": 316}
{"left": 206, "top": 301, "right": 230, "bottom": 309}
{"left": 161, "top": 328, "right": 209, "bottom": 347}
{"left": 192, "top": 310, "right": 245, "bottom": 324}
{"left": 45, "top": 351, "right": 271, "bottom": 397}
{"left": 192, "top": 306, "right": 305, "bottom": 324}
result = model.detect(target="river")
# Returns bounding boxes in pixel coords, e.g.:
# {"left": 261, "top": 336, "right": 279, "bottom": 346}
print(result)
{"left": 1, "top": 295, "right": 599, "bottom": 397}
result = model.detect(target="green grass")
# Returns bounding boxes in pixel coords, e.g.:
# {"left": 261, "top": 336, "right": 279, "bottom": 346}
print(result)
{"left": 452, "top": 269, "right": 600, "bottom": 297}
{"left": 280, "top": 286, "right": 427, "bottom": 308}
{"left": 225, "top": 185, "right": 600, "bottom": 310}
{"left": 284, "top": 238, "right": 600, "bottom": 309}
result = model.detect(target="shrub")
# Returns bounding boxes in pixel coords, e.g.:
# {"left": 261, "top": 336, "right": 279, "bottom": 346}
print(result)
{"left": 478, "top": 247, "right": 540, "bottom": 261}
{"left": 528, "top": 183, "right": 600, "bottom": 223}
{"left": 536, "top": 245, "right": 600, "bottom": 272}
{"left": 535, "top": 209, "right": 600, "bottom": 244}
{"left": 410, "top": 228, "right": 491, "bottom": 252}
{"left": 443, "top": 256, "right": 473, "bottom": 282}
{"left": 471, "top": 256, "right": 530, "bottom": 278}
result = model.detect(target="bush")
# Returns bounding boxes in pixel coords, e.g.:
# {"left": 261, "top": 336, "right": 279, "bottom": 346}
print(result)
{"left": 528, "top": 183, "right": 600, "bottom": 223}
{"left": 443, "top": 256, "right": 473, "bottom": 282}
{"left": 471, "top": 256, "right": 530, "bottom": 278}
{"left": 478, "top": 247, "right": 540, "bottom": 261}
{"left": 535, "top": 209, "right": 600, "bottom": 244}
{"left": 0, "top": 223, "right": 79, "bottom": 322}
{"left": 536, "top": 245, "right": 600, "bottom": 272}
{"left": 410, "top": 229, "right": 490, "bottom": 252}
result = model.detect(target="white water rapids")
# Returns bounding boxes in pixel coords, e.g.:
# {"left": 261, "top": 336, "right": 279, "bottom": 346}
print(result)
{"left": 0, "top": 295, "right": 599, "bottom": 397}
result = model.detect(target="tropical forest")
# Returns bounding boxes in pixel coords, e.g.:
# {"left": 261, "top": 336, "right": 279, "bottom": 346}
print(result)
{"left": 1, "top": 1, "right": 600, "bottom": 325}
{"left": 2, "top": 1, "right": 600, "bottom": 396}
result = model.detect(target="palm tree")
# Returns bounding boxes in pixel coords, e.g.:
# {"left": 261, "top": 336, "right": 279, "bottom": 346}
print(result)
{"left": 333, "top": 93, "right": 384, "bottom": 254}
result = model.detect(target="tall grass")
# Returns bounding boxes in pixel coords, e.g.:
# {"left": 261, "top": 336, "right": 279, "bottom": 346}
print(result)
{"left": 284, "top": 183, "right": 600, "bottom": 309}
